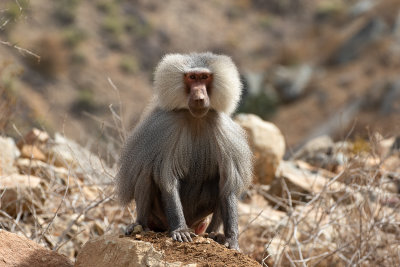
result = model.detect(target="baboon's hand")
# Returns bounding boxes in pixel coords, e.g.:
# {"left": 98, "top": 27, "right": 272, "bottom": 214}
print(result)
{"left": 171, "top": 229, "right": 194, "bottom": 242}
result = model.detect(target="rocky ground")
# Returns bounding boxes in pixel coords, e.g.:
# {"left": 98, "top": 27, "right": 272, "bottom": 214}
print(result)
{"left": 1, "top": 0, "right": 400, "bottom": 266}
{"left": 0, "top": 114, "right": 399, "bottom": 266}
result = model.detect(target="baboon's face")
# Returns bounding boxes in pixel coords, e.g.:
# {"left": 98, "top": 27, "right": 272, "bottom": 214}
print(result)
{"left": 183, "top": 72, "right": 213, "bottom": 118}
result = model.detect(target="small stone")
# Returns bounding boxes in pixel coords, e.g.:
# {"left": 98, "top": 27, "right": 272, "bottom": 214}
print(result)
{"left": 20, "top": 145, "right": 47, "bottom": 162}
{"left": 18, "top": 128, "right": 50, "bottom": 146}
{"left": 135, "top": 234, "right": 142, "bottom": 239}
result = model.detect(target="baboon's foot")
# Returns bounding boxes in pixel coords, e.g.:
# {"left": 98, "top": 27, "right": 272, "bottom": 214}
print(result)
{"left": 125, "top": 222, "right": 149, "bottom": 236}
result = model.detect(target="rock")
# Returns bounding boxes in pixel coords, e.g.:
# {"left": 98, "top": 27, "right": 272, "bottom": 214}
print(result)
{"left": 391, "top": 136, "right": 400, "bottom": 153}
{"left": 0, "top": 136, "right": 20, "bottom": 176}
{"left": 381, "top": 155, "right": 400, "bottom": 191}
{"left": 294, "top": 135, "right": 334, "bottom": 156}
{"left": 76, "top": 234, "right": 260, "bottom": 267}
{"left": 16, "top": 158, "right": 70, "bottom": 184}
{"left": 17, "top": 128, "right": 50, "bottom": 162}
{"left": 17, "top": 128, "right": 50, "bottom": 146}
{"left": 0, "top": 230, "right": 73, "bottom": 267}
{"left": 293, "top": 135, "right": 346, "bottom": 171}
{"left": 0, "top": 174, "right": 44, "bottom": 217}
{"left": 75, "top": 235, "right": 190, "bottom": 267}
{"left": 235, "top": 114, "right": 285, "bottom": 185}
{"left": 374, "top": 134, "right": 396, "bottom": 158}
{"left": 20, "top": 145, "right": 47, "bottom": 162}
{"left": 349, "top": 0, "right": 376, "bottom": 17}
{"left": 46, "top": 133, "right": 113, "bottom": 184}
{"left": 380, "top": 80, "right": 400, "bottom": 115}
{"left": 267, "top": 161, "right": 350, "bottom": 208}
{"left": 238, "top": 196, "right": 287, "bottom": 229}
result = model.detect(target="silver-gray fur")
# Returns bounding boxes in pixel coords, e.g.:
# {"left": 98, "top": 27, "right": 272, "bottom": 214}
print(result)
{"left": 115, "top": 52, "right": 252, "bottom": 250}
{"left": 153, "top": 52, "right": 242, "bottom": 115}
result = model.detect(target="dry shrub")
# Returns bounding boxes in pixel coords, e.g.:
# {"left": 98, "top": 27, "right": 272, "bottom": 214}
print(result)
{"left": 26, "top": 35, "right": 68, "bottom": 77}
{"left": 262, "top": 151, "right": 400, "bottom": 266}
{"left": 0, "top": 88, "right": 15, "bottom": 132}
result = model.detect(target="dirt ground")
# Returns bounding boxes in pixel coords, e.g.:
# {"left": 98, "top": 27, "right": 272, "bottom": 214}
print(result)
{"left": 130, "top": 231, "right": 261, "bottom": 267}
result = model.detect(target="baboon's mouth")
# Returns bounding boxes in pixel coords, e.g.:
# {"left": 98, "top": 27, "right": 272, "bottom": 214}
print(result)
{"left": 188, "top": 107, "right": 209, "bottom": 118}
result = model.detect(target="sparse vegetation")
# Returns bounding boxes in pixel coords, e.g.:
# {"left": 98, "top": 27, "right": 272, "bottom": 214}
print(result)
{"left": 119, "top": 56, "right": 139, "bottom": 74}
{"left": 53, "top": 0, "right": 80, "bottom": 25}
{"left": 0, "top": 1, "right": 399, "bottom": 265}
{"left": 4, "top": 0, "right": 29, "bottom": 22}
{"left": 237, "top": 91, "right": 278, "bottom": 120}
{"left": 257, "top": 146, "right": 400, "bottom": 266}
{"left": 26, "top": 35, "right": 68, "bottom": 77}
{"left": 96, "top": 1, "right": 116, "bottom": 14}
{"left": 0, "top": 88, "right": 15, "bottom": 132}
{"left": 124, "top": 17, "right": 153, "bottom": 38}
{"left": 70, "top": 49, "right": 87, "bottom": 65}
{"left": 71, "top": 88, "right": 98, "bottom": 115}
{"left": 63, "top": 27, "right": 87, "bottom": 48}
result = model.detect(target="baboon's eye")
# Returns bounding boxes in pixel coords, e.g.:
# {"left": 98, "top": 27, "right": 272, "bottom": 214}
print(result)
{"left": 189, "top": 74, "right": 196, "bottom": 80}
{"left": 201, "top": 74, "right": 209, "bottom": 80}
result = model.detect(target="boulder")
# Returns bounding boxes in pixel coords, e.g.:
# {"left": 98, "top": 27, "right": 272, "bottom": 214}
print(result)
{"left": 235, "top": 114, "right": 285, "bottom": 185}
{"left": 75, "top": 235, "right": 176, "bottom": 267}
{"left": 76, "top": 234, "right": 261, "bottom": 267}
{"left": 0, "top": 230, "right": 73, "bottom": 267}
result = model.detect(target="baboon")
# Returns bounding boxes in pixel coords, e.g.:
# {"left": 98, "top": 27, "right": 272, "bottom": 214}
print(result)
{"left": 116, "top": 52, "right": 252, "bottom": 250}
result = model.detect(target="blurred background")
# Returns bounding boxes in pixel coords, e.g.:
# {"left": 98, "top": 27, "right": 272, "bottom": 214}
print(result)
{"left": 1, "top": 0, "right": 399, "bottom": 152}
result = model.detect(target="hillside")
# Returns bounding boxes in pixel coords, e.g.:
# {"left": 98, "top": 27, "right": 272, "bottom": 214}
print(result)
{"left": 1, "top": 0, "right": 398, "bottom": 151}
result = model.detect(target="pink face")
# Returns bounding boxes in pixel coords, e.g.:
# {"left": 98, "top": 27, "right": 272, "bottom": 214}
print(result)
{"left": 183, "top": 72, "right": 213, "bottom": 118}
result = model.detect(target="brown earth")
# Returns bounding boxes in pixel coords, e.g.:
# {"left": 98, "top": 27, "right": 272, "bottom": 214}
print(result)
{"left": 131, "top": 231, "right": 261, "bottom": 267}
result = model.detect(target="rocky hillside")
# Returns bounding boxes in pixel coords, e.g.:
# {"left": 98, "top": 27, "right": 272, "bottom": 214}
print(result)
{"left": 0, "top": 115, "right": 399, "bottom": 266}
{"left": 0, "top": 0, "right": 399, "bottom": 150}
{"left": 1, "top": 1, "right": 399, "bottom": 265}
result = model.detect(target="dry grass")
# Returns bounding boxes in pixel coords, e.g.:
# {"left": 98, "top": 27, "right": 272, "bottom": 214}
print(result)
{"left": 249, "top": 146, "right": 400, "bottom": 266}
{"left": 0, "top": 88, "right": 15, "bottom": 132}
{"left": 0, "top": 83, "right": 131, "bottom": 259}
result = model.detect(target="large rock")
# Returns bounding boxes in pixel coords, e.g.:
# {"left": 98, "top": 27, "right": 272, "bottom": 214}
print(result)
{"left": 0, "top": 230, "right": 73, "bottom": 267}
{"left": 76, "top": 234, "right": 261, "bottom": 267}
{"left": 235, "top": 114, "right": 285, "bottom": 185}
{"left": 75, "top": 235, "right": 177, "bottom": 267}
{"left": 0, "top": 136, "right": 20, "bottom": 176}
